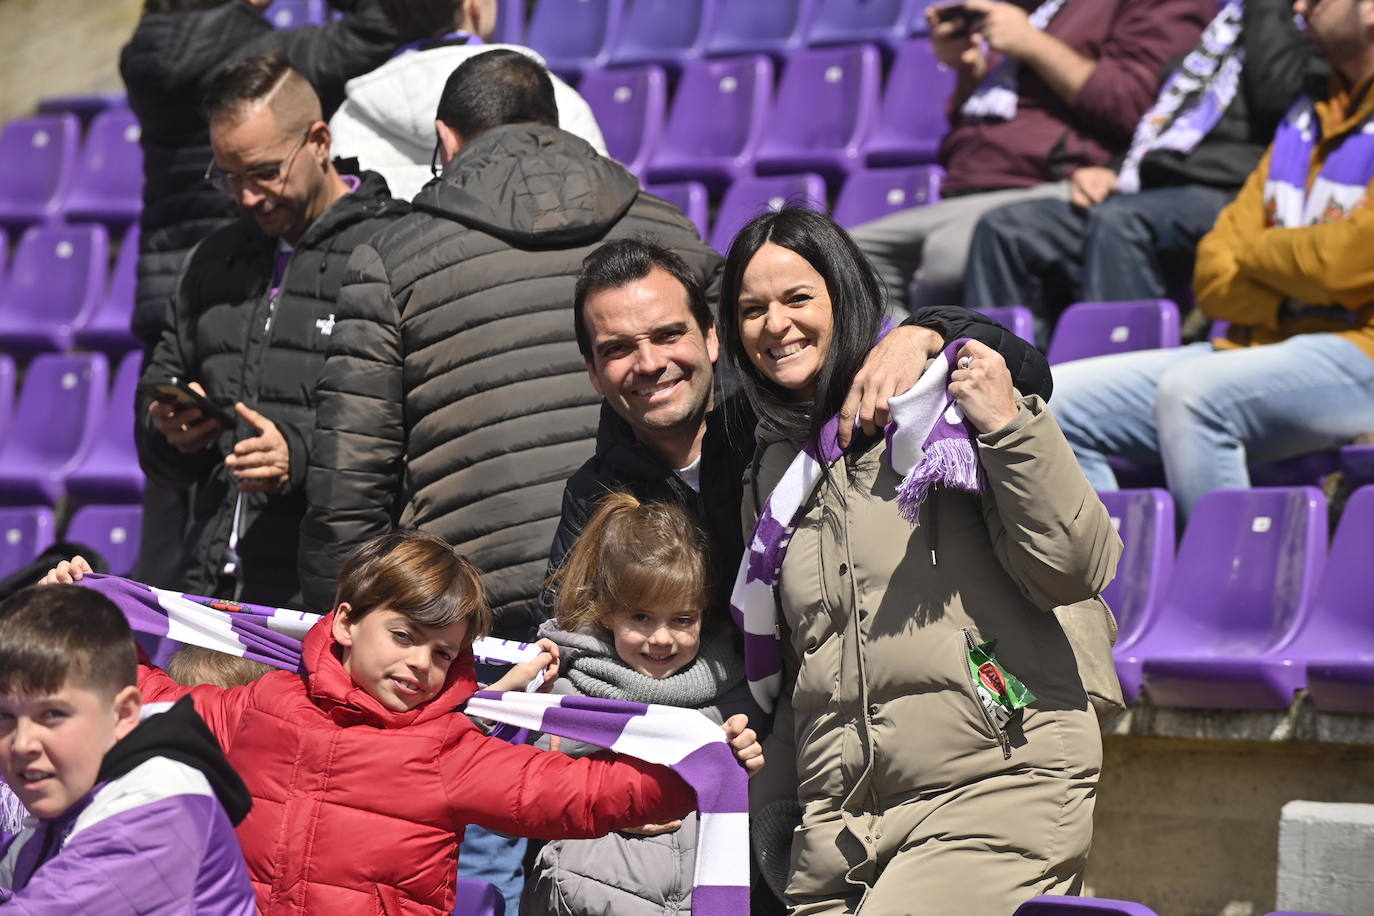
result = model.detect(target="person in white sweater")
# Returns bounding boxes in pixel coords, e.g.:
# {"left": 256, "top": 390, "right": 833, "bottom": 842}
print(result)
{"left": 330, "top": 0, "right": 606, "bottom": 201}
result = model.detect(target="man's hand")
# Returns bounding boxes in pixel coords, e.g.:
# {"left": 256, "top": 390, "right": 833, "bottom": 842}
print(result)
{"left": 928, "top": 4, "right": 988, "bottom": 75}
{"left": 722, "top": 713, "right": 764, "bottom": 777}
{"left": 148, "top": 381, "right": 222, "bottom": 455}
{"left": 837, "top": 324, "right": 945, "bottom": 448}
{"left": 963, "top": 0, "right": 1043, "bottom": 60}
{"left": 1070, "top": 166, "right": 1118, "bottom": 210}
{"left": 225, "top": 403, "right": 290, "bottom": 494}
{"left": 949, "top": 339, "right": 1019, "bottom": 435}
{"left": 38, "top": 556, "right": 94, "bottom": 585}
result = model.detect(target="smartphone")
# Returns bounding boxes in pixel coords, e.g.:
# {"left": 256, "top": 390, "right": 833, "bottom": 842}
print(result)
{"left": 137, "top": 379, "right": 233, "bottom": 426}
{"left": 932, "top": 3, "right": 979, "bottom": 35}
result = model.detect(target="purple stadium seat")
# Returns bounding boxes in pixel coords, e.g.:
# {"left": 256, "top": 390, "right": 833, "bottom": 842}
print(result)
{"left": 709, "top": 172, "right": 827, "bottom": 253}
{"left": 1340, "top": 442, "right": 1374, "bottom": 486}
{"left": 705, "top": 0, "right": 815, "bottom": 58}
{"left": 267, "top": 0, "right": 326, "bottom": 28}
{"left": 65, "top": 504, "right": 143, "bottom": 577}
{"left": 1099, "top": 489, "right": 1176, "bottom": 704}
{"left": 606, "top": 0, "right": 717, "bottom": 71}
{"left": 1014, "top": 896, "right": 1161, "bottom": 916}
{"left": 37, "top": 92, "right": 129, "bottom": 123}
{"left": 67, "top": 351, "right": 145, "bottom": 505}
{"left": 454, "top": 878, "right": 505, "bottom": 916}
{"left": 0, "top": 355, "right": 16, "bottom": 444}
{"left": 0, "top": 223, "right": 109, "bottom": 355}
{"left": 972, "top": 305, "right": 1034, "bottom": 343}
{"left": 645, "top": 55, "right": 774, "bottom": 193}
{"left": 491, "top": 0, "right": 526, "bottom": 44}
{"left": 0, "top": 227, "right": 8, "bottom": 290}
{"left": 75, "top": 226, "right": 140, "bottom": 353}
{"left": 1046, "top": 299, "right": 1181, "bottom": 365}
{"left": 865, "top": 38, "right": 954, "bottom": 166}
{"left": 0, "top": 353, "right": 109, "bottom": 506}
{"left": 1133, "top": 487, "right": 1326, "bottom": 709}
{"left": 0, "top": 507, "right": 57, "bottom": 579}
{"left": 526, "top": 0, "right": 624, "bottom": 80}
{"left": 832, "top": 165, "right": 942, "bottom": 228}
{"left": 1249, "top": 450, "right": 1341, "bottom": 488}
{"left": 755, "top": 44, "right": 882, "bottom": 183}
{"left": 806, "top": 0, "right": 927, "bottom": 51}
{"left": 645, "top": 181, "right": 710, "bottom": 240}
{"left": 579, "top": 65, "right": 667, "bottom": 177}
{"left": 64, "top": 108, "right": 144, "bottom": 227}
{"left": 0, "top": 114, "right": 80, "bottom": 231}
{"left": 1277, "top": 486, "right": 1374, "bottom": 714}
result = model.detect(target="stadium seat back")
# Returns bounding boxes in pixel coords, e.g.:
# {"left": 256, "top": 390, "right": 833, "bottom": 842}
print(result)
{"left": 0, "top": 114, "right": 80, "bottom": 230}
{"left": 705, "top": 0, "right": 814, "bottom": 57}
{"left": 647, "top": 55, "right": 774, "bottom": 191}
{"left": 1014, "top": 895, "right": 1161, "bottom": 916}
{"left": 709, "top": 172, "right": 827, "bottom": 252}
{"left": 579, "top": 65, "right": 667, "bottom": 176}
{"left": 1099, "top": 489, "right": 1175, "bottom": 650}
{"left": 644, "top": 181, "right": 710, "bottom": 240}
{"left": 833, "top": 165, "right": 942, "bottom": 228}
{"left": 0, "top": 223, "right": 109, "bottom": 354}
{"left": 65, "top": 108, "right": 144, "bottom": 227}
{"left": 607, "top": 0, "right": 716, "bottom": 69}
{"left": 972, "top": 305, "right": 1033, "bottom": 343}
{"left": 526, "top": 0, "right": 624, "bottom": 78}
{"left": 454, "top": 878, "right": 506, "bottom": 915}
{"left": 65, "top": 504, "right": 143, "bottom": 577}
{"left": 266, "top": 0, "right": 327, "bottom": 28}
{"left": 0, "top": 506, "right": 56, "bottom": 579}
{"left": 0, "top": 353, "right": 108, "bottom": 505}
{"left": 76, "top": 226, "right": 141, "bottom": 353}
{"left": 806, "top": 0, "right": 925, "bottom": 50}
{"left": 1046, "top": 299, "right": 1181, "bottom": 365}
{"left": 67, "top": 350, "right": 145, "bottom": 504}
{"left": 865, "top": 38, "right": 953, "bottom": 166}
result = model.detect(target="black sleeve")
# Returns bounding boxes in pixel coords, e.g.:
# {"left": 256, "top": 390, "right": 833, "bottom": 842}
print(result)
{"left": 1241, "top": 0, "right": 1323, "bottom": 138}
{"left": 903, "top": 306, "right": 1054, "bottom": 402}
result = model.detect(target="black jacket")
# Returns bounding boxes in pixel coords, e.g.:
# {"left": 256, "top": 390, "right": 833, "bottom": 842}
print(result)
{"left": 299, "top": 125, "right": 723, "bottom": 636}
{"left": 120, "top": 0, "right": 409, "bottom": 345}
{"left": 137, "top": 169, "right": 407, "bottom": 605}
{"left": 547, "top": 306, "right": 1056, "bottom": 624}
{"left": 1138, "top": 0, "right": 1321, "bottom": 191}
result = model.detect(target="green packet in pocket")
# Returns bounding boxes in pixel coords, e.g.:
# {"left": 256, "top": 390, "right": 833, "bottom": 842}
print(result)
{"left": 968, "top": 640, "right": 1035, "bottom": 730}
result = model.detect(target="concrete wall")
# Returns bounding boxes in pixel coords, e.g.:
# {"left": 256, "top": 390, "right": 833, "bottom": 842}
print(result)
{"left": 0, "top": 0, "right": 143, "bottom": 124}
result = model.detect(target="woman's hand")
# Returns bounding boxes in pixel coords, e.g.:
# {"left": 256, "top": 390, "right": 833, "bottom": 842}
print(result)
{"left": 38, "top": 556, "right": 94, "bottom": 585}
{"left": 949, "top": 340, "right": 1019, "bottom": 435}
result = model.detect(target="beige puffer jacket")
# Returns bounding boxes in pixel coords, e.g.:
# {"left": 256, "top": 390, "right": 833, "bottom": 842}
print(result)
{"left": 744, "top": 394, "right": 1123, "bottom": 908}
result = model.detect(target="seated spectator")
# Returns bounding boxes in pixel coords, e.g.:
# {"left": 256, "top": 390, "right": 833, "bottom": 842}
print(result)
{"left": 0, "top": 585, "right": 255, "bottom": 913}
{"left": 330, "top": 0, "right": 607, "bottom": 200}
{"left": 136, "top": 52, "right": 409, "bottom": 606}
{"left": 40, "top": 532, "right": 762, "bottom": 914}
{"left": 964, "top": 0, "right": 1318, "bottom": 345}
{"left": 168, "top": 644, "right": 275, "bottom": 687}
{"left": 851, "top": 0, "right": 1212, "bottom": 314}
{"left": 1048, "top": 0, "right": 1374, "bottom": 520}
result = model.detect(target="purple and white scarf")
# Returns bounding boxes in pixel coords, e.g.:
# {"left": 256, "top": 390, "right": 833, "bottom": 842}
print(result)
{"left": 40, "top": 575, "right": 751, "bottom": 914}
{"left": 1117, "top": 0, "right": 1246, "bottom": 194}
{"left": 730, "top": 339, "right": 987, "bottom": 713}
{"left": 1265, "top": 96, "right": 1374, "bottom": 227}
{"left": 961, "top": 0, "right": 1073, "bottom": 121}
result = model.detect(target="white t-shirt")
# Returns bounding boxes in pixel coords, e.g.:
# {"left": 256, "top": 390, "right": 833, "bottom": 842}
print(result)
{"left": 674, "top": 454, "right": 703, "bottom": 493}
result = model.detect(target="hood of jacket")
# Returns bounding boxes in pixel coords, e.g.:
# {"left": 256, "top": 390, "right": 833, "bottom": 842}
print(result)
{"left": 301, "top": 612, "right": 479, "bottom": 729}
{"left": 98, "top": 695, "right": 252, "bottom": 825}
{"left": 411, "top": 123, "right": 639, "bottom": 248}
{"left": 120, "top": 1, "right": 271, "bottom": 105}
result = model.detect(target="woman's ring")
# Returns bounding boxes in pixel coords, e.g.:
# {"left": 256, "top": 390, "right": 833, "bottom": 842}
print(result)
{"left": 958, "top": 355, "right": 974, "bottom": 370}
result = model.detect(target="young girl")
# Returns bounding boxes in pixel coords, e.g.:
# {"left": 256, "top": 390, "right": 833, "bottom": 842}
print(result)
{"left": 43, "top": 529, "right": 762, "bottom": 915}
{"left": 521, "top": 492, "right": 762, "bottom": 916}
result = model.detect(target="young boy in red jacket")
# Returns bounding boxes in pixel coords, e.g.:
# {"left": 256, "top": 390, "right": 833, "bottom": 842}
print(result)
{"left": 45, "top": 530, "right": 763, "bottom": 915}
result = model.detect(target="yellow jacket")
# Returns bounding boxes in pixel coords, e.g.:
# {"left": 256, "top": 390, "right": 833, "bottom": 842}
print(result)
{"left": 1195, "top": 74, "right": 1374, "bottom": 360}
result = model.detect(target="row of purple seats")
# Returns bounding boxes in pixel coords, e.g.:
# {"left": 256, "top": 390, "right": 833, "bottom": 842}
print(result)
{"left": 0, "top": 108, "right": 143, "bottom": 234}
{"left": 527, "top": 0, "right": 937, "bottom": 77}
{"left": 0, "top": 503, "right": 142, "bottom": 579}
{"left": 644, "top": 165, "right": 942, "bottom": 253}
{"left": 1016, "top": 895, "right": 1344, "bottom": 915}
{"left": 0, "top": 222, "right": 139, "bottom": 355}
{"left": 975, "top": 299, "right": 1183, "bottom": 364}
{"left": 1106, "top": 485, "right": 1374, "bottom": 714}
{"left": 580, "top": 39, "right": 953, "bottom": 189}
{"left": 0, "top": 351, "right": 144, "bottom": 507}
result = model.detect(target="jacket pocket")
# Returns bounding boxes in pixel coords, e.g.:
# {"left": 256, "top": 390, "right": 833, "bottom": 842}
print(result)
{"left": 959, "top": 628, "right": 1012, "bottom": 760}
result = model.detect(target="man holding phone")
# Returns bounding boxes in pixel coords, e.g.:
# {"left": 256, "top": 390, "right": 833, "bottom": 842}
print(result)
{"left": 851, "top": 0, "right": 1213, "bottom": 313}
{"left": 137, "top": 52, "right": 407, "bottom": 605}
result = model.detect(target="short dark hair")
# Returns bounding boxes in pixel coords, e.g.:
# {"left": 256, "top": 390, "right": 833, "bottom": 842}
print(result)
{"left": 435, "top": 49, "right": 559, "bottom": 141}
{"left": 377, "top": 0, "right": 459, "bottom": 37}
{"left": 142, "top": 0, "right": 227, "bottom": 13}
{"left": 718, "top": 206, "right": 885, "bottom": 448}
{"left": 203, "top": 50, "right": 296, "bottom": 124}
{"left": 0, "top": 585, "right": 137, "bottom": 698}
{"left": 574, "top": 237, "right": 713, "bottom": 361}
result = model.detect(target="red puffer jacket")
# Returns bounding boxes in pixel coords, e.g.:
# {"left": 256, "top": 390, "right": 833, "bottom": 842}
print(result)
{"left": 138, "top": 614, "right": 695, "bottom": 915}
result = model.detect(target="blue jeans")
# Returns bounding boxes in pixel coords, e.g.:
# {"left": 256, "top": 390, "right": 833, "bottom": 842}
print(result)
{"left": 963, "top": 186, "right": 1233, "bottom": 345}
{"left": 461, "top": 661, "right": 529, "bottom": 911}
{"left": 1052, "top": 337, "right": 1374, "bottom": 518}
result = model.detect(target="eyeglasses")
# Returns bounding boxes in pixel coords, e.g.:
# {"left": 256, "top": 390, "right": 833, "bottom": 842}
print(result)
{"left": 205, "top": 128, "right": 313, "bottom": 194}
{"left": 431, "top": 127, "right": 444, "bottom": 178}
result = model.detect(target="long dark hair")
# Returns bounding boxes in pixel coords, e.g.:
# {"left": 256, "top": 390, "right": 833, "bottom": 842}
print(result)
{"left": 718, "top": 206, "right": 885, "bottom": 450}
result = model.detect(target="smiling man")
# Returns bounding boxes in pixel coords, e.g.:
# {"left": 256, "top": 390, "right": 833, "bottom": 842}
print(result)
{"left": 137, "top": 51, "right": 408, "bottom": 605}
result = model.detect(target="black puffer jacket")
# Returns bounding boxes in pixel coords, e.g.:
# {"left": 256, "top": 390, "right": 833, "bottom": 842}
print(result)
{"left": 120, "top": 0, "right": 408, "bottom": 345}
{"left": 547, "top": 306, "right": 1056, "bottom": 625}
{"left": 299, "top": 125, "right": 722, "bottom": 636}
{"left": 138, "top": 170, "right": 408, "bottom": 605}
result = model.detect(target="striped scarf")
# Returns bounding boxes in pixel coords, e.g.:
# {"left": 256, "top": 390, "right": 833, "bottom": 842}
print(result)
{"left": 730, "top": 339, "right": 986, "bottom": 713}
{"left": 50, "top": 575, "right": 751, "bottom": 914}
{"left": 1264, "top": 96, "right": 1374, "bottom": 228}
{"left": 961, "top": 0, "right": 1073, "bottom": 121}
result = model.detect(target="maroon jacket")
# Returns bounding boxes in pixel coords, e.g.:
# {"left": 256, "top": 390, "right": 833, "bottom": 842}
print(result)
{"left": 939, "top": 0, "right": 1213, "bottom": 193}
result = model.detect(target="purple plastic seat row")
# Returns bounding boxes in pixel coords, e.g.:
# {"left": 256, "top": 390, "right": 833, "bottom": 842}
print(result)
{"left": 706, "top": 0, "right": 815, "bottom": 58}
{"left": 526, "top": 0, "right": 625, "bottom": 80}
{"left": 1046, "top": 299, "right": 1181, "bottom": 365}
{"left": 65, "top": 107, "right": 144, "bottom": 227}
{"left": 579, "top": 65, "right": 668, "bottom": 177}
{"left": 0, "top": 353, "right": 108, "bottom": 506}
{"left": 66, "top": 504, "right": 144, "bottom": 577}
{"left": 708, "top": 172, "right": 827, "bottom": 253}
{"left": 67, "top": 350, "right": 146, "bottom": 505}
{"left": 865, "top": 38, "right": 955, "bottom": 166}
{"left": 36, "top": 91, "right": 128, "bottom": 123}
{"left": 0, "top": 506, "right": 57, "bottom": 579}
{"left": 644, "top": 181, "right": 709, "bottom": 240}
{"left": 832, "top": 165, "right": 943, "bottom": 229}
{"left": 0, "top": 223, "right": 110, "bottom": 355}
{"left": 76, "top": 226, "right": 142, "bottom": 353}
{"left": 0, "top": 113, "right": 80, "bottom": 231}
{"left": 606, "top": 0, "right": 718, "bottom": 71}
{"left": 806, "top": 0, "right": 932, "bottom": 50}
{"left": 1099, "top": 489, "right": 1176, "bottom": 704}
{"left": 1014, "top": 897, "right": 1160, "bottom": 915}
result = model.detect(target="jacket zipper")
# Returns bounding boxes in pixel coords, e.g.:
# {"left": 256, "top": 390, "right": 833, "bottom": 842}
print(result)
{"left": 963, "top": 627, "right": 1012, "bottom": 760}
